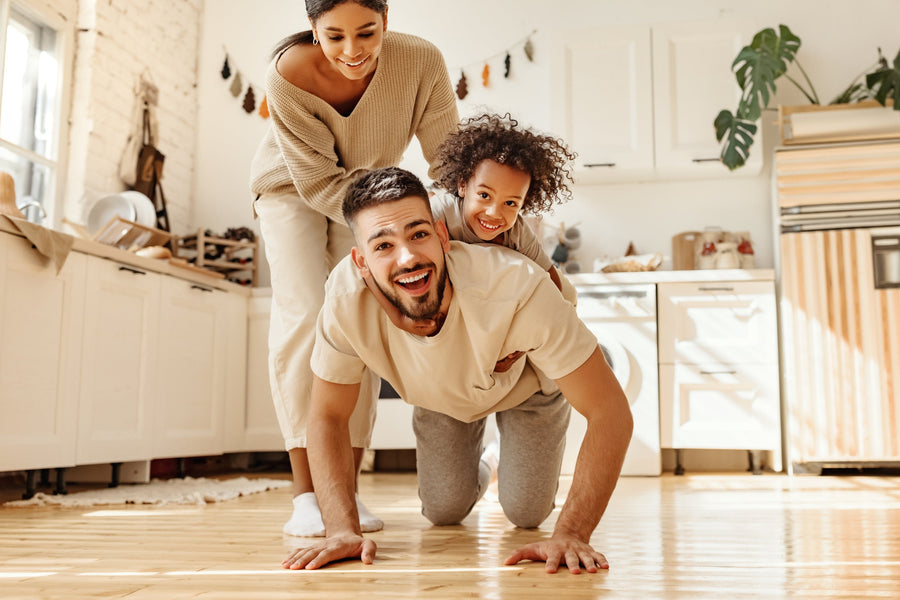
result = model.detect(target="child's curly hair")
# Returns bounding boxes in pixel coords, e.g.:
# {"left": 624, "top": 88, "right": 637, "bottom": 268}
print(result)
{"left": 435, "top": 113, "right": 576, "bottom": 216}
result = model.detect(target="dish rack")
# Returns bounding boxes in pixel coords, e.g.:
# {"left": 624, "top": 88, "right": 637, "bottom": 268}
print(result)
{"left": 175, "top": 229, "right": 258, "bottom": 286}
{"left": 91, "top": 216, "right": 174, "bottom": 250}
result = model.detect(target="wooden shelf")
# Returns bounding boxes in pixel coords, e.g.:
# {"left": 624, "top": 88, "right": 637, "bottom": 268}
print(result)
{"left": 175, "top": 229, "right": 258, "bottom": 286}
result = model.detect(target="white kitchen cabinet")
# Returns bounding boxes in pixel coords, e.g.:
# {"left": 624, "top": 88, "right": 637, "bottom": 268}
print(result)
{"left": 657, "top": 280, "right": 781, "bottom": 471}
{"left": 225, "top": 290, "right": 277, "bottom": 452}
{"left": 659, "top": 363, "right": 781, "bottom": 451}
{"left": 652, "top": 21, "right": 760, "bottom": 174}
{"left": 154, "top": 277, "right": 230, "bottom": 458}
{"left": 552, "top": 20, "right": 760, "bottom": 181}
{"left": 658, "top": 281, "right": 778, "bottom": 365}
{"left": 551, "top": 26, "right": 654, "bottom": 174}
{"left": 0, "top": 232, "right": 86, "bottom": 472}
{"left": 76, "top": 256, "right": 161, "bottom": 465}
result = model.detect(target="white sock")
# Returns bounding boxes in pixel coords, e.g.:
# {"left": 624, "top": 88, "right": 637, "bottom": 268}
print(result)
{"left": 482, "top": 440, "right": 500, "bottom": 477}
{"left": 283, "top": 492, "right": 384, "bottom": 536}
{"left": 283, "top": 492, "right": 325, "bottom": 537}
{"left": 356, "top": 494, "right": 384, "bottom": 533}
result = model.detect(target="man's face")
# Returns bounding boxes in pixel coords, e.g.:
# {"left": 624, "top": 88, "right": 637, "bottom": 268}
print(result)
{"left": 351, "top": 196, "right": 451, "bottom": 321}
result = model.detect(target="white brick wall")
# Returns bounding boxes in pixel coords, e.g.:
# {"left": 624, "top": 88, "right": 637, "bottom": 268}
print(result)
{"left": 61, "top": 0, "right": 203, "bottom": 234}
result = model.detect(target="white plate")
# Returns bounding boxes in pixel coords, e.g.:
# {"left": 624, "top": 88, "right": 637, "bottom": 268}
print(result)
{"left": 120, "top": 190, "right": 156, "bottom": 227}
{"left": 86, "top": 193, "right": 136, "bottom": 234}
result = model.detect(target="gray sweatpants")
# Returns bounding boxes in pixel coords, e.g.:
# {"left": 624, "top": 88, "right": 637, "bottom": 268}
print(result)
{"left": 413, "top": 390, "right": 571, "bottom": 529}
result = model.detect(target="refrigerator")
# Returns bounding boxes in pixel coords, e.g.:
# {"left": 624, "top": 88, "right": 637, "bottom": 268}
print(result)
{"left": 775, "top": 140, "right": 900, "bottom": 468}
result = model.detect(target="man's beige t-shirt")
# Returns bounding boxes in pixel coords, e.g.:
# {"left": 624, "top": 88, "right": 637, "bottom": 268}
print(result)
{"left": 311, "top": 241, "right": 598, "bottom": 423}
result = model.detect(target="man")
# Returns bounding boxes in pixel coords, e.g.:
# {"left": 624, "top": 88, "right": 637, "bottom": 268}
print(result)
{"left": 284, "top": 167, "right": 632, "bottom": 574}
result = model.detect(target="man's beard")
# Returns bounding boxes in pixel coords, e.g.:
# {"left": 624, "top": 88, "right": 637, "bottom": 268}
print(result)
{"left": 373, "top": 260, "right": 448, "bottom": 321}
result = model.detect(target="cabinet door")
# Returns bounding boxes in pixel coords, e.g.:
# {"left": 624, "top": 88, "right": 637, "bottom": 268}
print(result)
{"left": 659, "top": 363, "right": 780, "bottom": 451}
{"left": 225, "top": 291, "right": 282, "bottom": 453}
{"left": 76, "top": 257, "right": 160, "bottom": 465}
{"left": 0, "top": 233, "right": 85, "bottom": 471}
{"left": 227, "top": 293, "right": 282, "bottom": 452}
{"left": 551, "top": 26, "right": 654, "bottom": 177}
{"left": 658, "top": 281, "right": 777, "bottom": 365}
{"left": 154, "top": 277, "right": 228, "bottom": 458}
{"left": 652, "top": 20, "right": 761, "bottom": 174}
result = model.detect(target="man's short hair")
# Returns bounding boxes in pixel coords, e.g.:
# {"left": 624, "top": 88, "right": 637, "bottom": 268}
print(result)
{"left": 342, "top": 167, "right": 432, "bottom": 229}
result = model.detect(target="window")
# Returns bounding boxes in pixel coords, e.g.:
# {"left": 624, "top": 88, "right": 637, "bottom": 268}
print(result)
{"left": 0, "top": 2, "right": 65, "bottom": 224}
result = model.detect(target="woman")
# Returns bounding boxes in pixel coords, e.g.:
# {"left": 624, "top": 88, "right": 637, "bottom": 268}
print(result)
{"left": 249, "top": 0, "right": 459, "bottom": 537}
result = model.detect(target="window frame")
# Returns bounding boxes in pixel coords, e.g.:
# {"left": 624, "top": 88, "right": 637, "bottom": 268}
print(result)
{"left": 0, "top": 0, "right": 72, "bottom": 227}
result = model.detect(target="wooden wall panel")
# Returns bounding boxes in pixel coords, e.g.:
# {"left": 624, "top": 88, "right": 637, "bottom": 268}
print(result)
{"left": 780, "top": 229, "right": 900, "bottom": 462}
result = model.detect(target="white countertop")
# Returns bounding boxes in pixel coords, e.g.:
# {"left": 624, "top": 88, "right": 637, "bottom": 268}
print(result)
{"left": 0, "top": 218, "right": 251, "bottom": 296}
{"left": 567, "top": 268, "right": 775, "bottom": 286}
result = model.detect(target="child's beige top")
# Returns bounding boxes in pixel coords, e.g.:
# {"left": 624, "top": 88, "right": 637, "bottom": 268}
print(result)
{"left": 311, "top": 241, "right": 598, "bottom": 423}
{"left": 249, "top": 32, "right": 459, "bottom": 224}
{"left": 430, "top": 190, "right": 553, "bottom": 270}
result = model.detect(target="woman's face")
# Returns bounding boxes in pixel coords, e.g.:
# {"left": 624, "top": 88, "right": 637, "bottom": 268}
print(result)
{"left": 312, "top": 2, "right": 387, "bottom": 81}
{"left": 459, "top": 160, "right": 531, "bottom": 242}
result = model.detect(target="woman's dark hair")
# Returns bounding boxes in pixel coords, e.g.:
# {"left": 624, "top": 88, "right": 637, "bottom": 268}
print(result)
{"left": 272, "top": 0, "right": 389, "bottom": 57}
{"left": 435, "top": 113, "right": 577, "bottom": 216}
{"left": 343, "top": 167, "right": 430, "bottom": 230}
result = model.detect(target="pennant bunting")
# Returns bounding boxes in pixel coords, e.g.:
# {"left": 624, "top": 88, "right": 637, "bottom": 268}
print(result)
{"left": 449, "top": 29, "right": 537, "bottom": 99}
{"left": 243, "top": 86, "right": 256, "bottom": 113}
{"left": 524, "top": 38, "right": 534, "bottom": 62}
{"left": 455, "top": 71, "right": 468, "bottom": 100}
{"left": 220, "top": 47, "right": 269, "bottom": 119}
{"left": 229, "top": 72, "right": 243, "bottom": 98}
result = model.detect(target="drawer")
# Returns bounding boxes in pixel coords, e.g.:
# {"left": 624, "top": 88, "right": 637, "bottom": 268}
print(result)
{"left": 575, "top": 284, "right": 656, "bottom": 320}
{"left": 658, "top": 281, "right": 777, "bottom": 364}
{"left": 659, "top": 363, "right": 781, "bottom": 451}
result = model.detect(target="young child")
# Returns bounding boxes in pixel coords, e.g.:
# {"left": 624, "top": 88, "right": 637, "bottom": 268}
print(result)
{"left": 362, "top": 113, "right": 577, "bottom": 338}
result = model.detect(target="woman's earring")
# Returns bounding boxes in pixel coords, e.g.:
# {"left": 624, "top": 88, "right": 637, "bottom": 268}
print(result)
{"left": 313, "top": 37, "right": 319, "bottom": 45}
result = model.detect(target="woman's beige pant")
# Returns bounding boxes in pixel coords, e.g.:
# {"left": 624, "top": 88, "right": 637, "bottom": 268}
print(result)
{"left": 255, "top": 191, "right": 379, "bottom": 449}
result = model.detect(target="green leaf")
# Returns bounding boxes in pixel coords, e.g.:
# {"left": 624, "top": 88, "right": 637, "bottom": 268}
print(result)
{"left": 733, "top": 25, "right": 803, "bottom": 121}
{"left": 865, "top": 48, "right": 900, "bottom": 110}
{"left": 714, "top": 110, "right": 758, "bottom": 170}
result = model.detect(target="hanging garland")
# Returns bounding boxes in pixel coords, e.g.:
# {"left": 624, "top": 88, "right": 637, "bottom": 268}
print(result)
{"left": 451, "top": 30, "right": 537, "bottom": 100}
{"left": 220, "top": 47, "right": 269, "bottom": 120}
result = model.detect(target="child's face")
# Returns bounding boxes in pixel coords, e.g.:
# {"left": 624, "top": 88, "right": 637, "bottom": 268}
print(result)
{"left": 459, "top": 160, "right": 531, "bottom": 242}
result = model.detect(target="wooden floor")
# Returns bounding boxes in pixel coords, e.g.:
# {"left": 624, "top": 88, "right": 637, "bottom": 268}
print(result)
{"left": 1, "top": 470, "right": 899, "bottom": 599}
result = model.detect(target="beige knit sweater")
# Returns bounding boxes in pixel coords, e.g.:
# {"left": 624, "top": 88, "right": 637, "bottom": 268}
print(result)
{"left": 249, "top": 32, "right": 459, "bottom": 224}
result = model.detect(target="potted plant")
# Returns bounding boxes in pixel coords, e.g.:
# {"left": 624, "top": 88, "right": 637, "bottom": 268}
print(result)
{"left": 714, "top": 24, "right": 900, "bottom": 170}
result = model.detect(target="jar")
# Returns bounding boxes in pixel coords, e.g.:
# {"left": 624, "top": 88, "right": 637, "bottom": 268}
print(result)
{"left": 715, "top": 242, "right": 740, "bottom": 269}
{"left": 697, "top": 240, "right": 717, "bottom": 269}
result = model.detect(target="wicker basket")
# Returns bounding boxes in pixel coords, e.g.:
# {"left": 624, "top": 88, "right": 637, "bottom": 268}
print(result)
{"left": 600, "top": 253, "right": 663, "bottom": 273}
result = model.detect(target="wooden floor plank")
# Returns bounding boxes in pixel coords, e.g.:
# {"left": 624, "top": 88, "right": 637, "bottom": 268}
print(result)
{"left": 1, "top": 471, "right": 899, "bottom": 599}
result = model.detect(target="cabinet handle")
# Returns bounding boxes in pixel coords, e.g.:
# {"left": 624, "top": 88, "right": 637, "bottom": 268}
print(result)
{"left": 697, "top": 286, "right": 735, "bottom": 292}
{"left": 190, "top": 284, "right": 213, "bottom": 293}
{"left": 118, "top": 266, "right": 147, "bottom": 276}
{"left": 583, "top": 162, "right": 616, "bottom": 168}
{"left": 692, "top": 158, "right": 721, "bottom": 163}
{"left": 700, "top": 370, "right": 737, "bottom": 375}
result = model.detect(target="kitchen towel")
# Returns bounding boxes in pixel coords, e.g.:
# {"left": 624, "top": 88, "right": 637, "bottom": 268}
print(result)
{"left": 1, "top": 214, "right": 74, "bottom": 275}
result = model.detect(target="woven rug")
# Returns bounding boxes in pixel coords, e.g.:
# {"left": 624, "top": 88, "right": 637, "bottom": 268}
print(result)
{"left": 3, "top": 476, "right": 290, "bottom": 508}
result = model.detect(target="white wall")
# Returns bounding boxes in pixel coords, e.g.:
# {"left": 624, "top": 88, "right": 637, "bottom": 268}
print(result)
{"left": 18, "top": 0, "right": 202, "bottom": 232}
{"left": 61, "top": 0, "right": 202, "bottom": 232}
{"left": 193, "top": 0, "right": 900, "bottom": 284}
